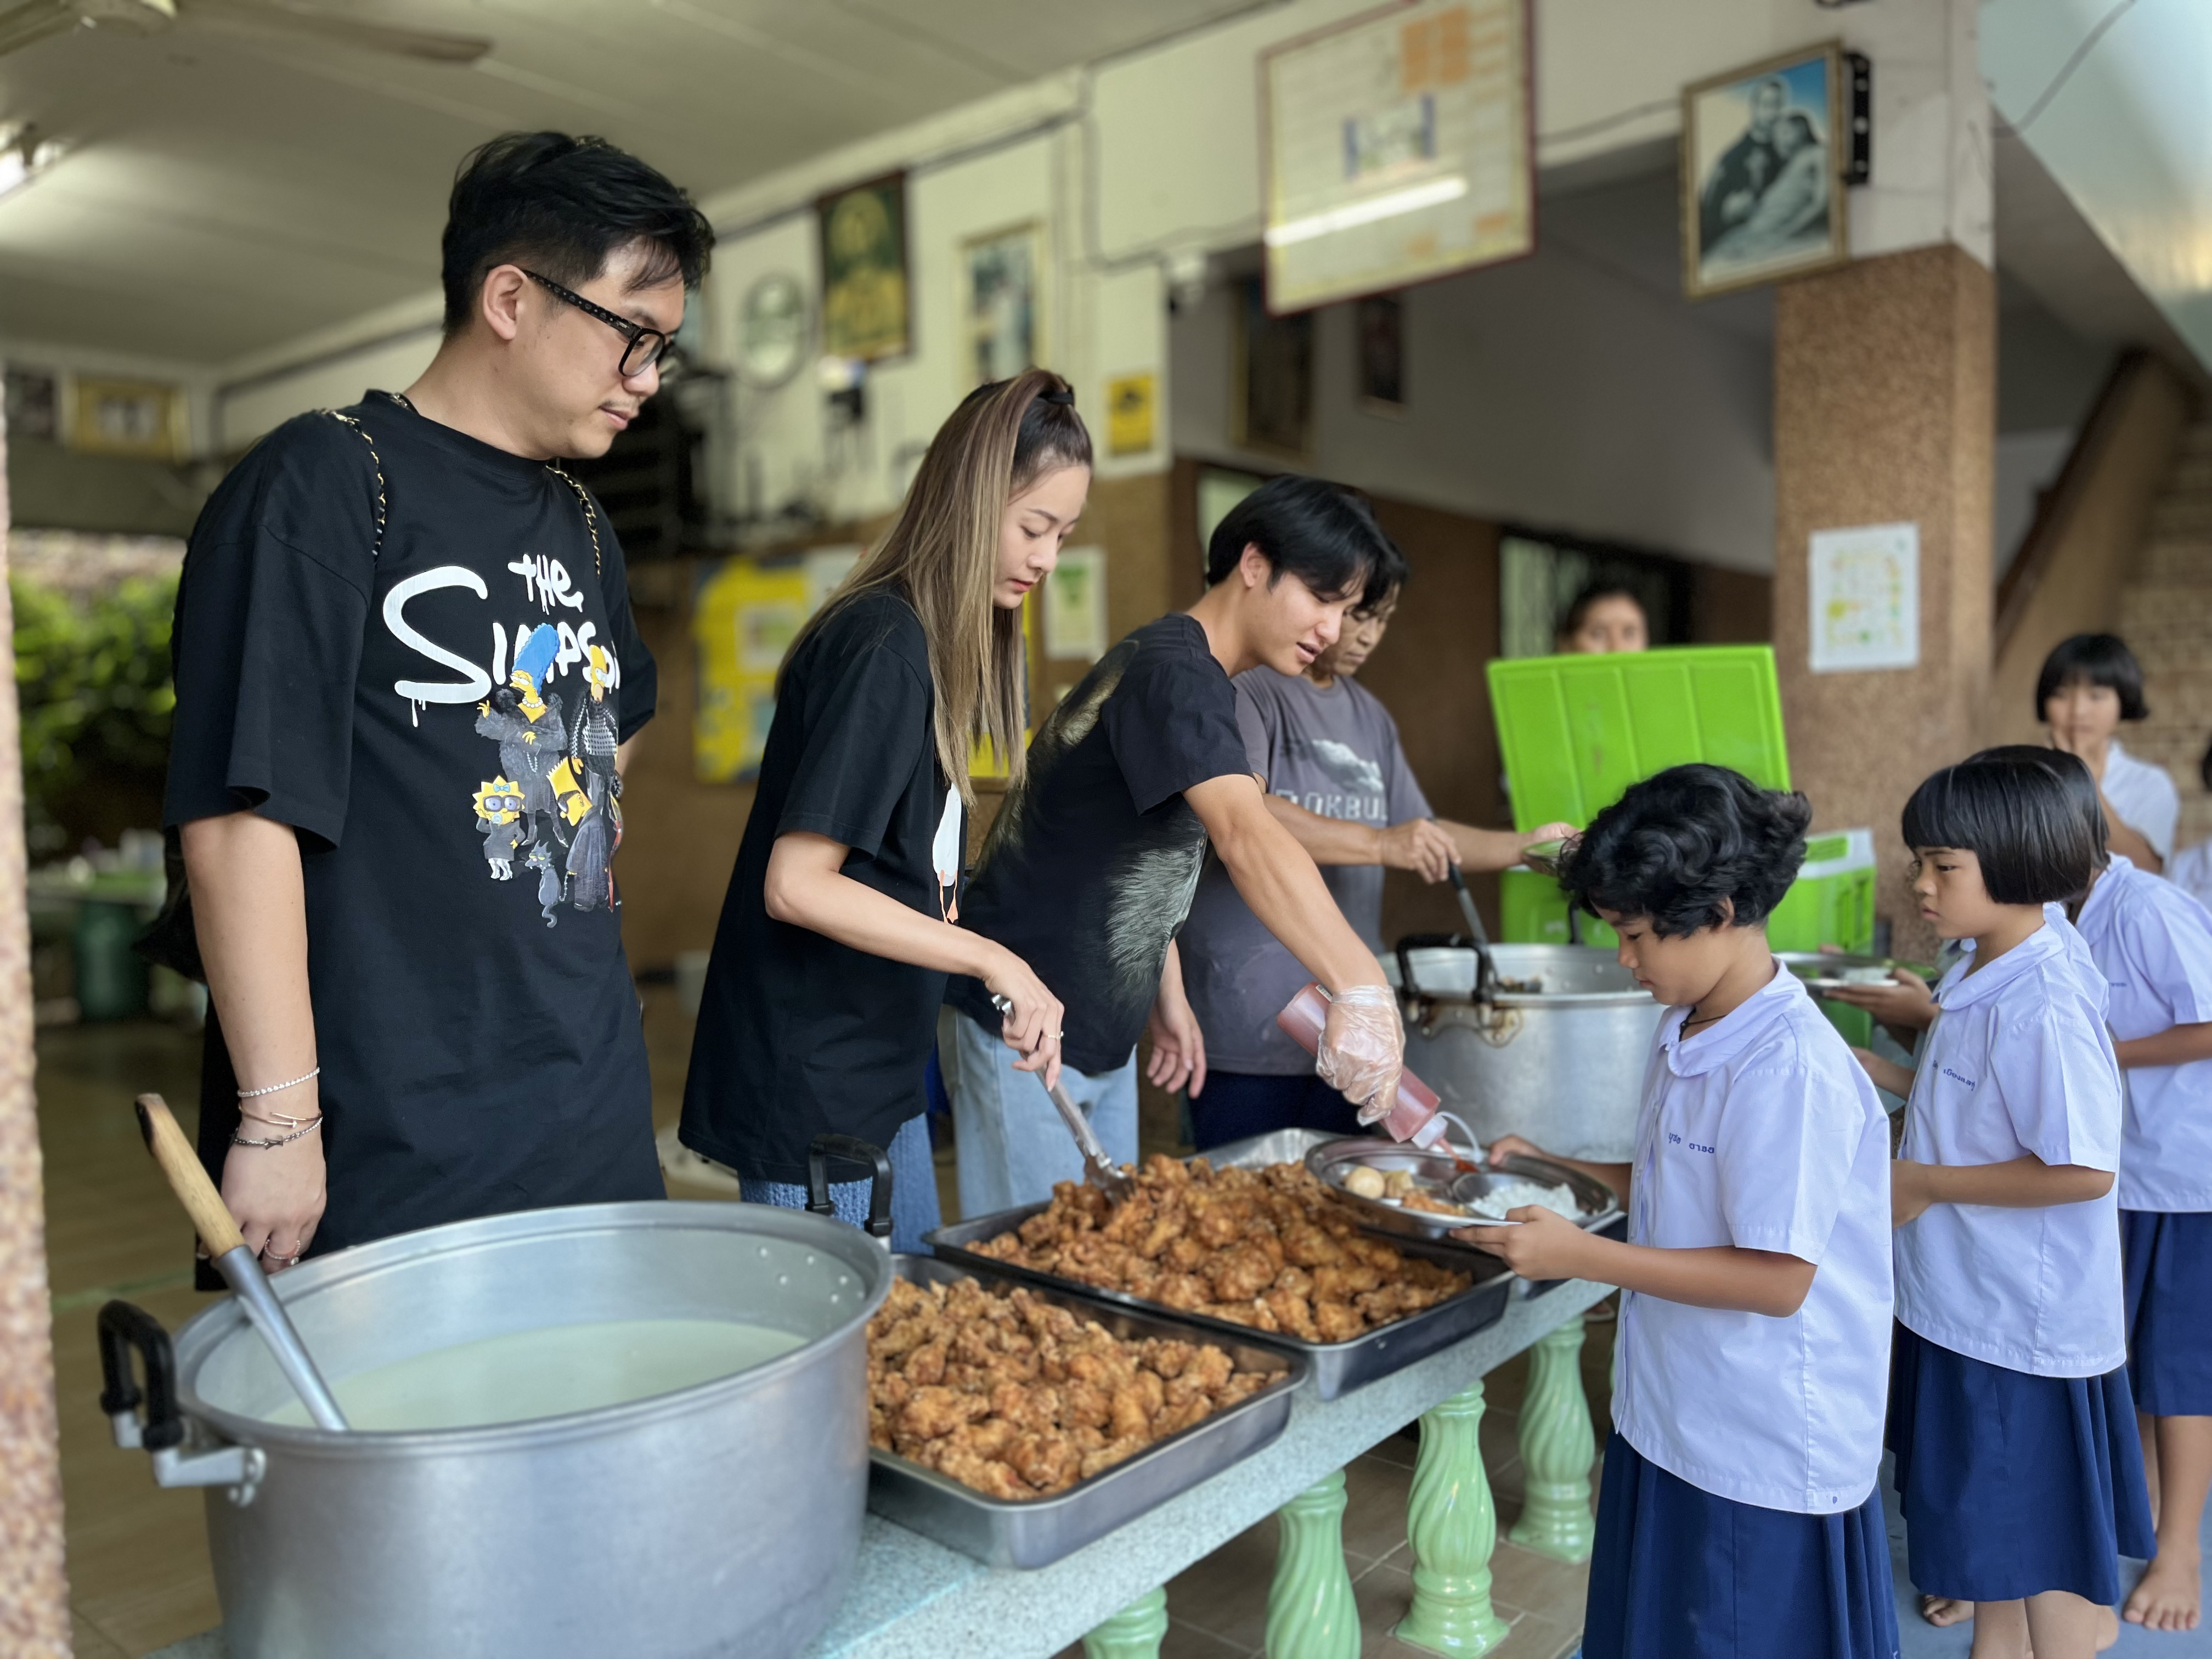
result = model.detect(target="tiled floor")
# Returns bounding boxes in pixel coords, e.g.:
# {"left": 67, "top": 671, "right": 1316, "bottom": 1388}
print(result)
{"left": 41, "top": 999, "right": 1611, "bottom": 1657}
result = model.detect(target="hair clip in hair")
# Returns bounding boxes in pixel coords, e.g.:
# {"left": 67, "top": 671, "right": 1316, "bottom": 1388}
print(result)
{"left": 1037, "top": 385, "right": 1075, "bottom": 406}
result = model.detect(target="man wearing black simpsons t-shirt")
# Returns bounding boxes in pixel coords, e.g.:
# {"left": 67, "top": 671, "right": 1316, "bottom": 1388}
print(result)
{"left": 165, "top": 134, "right": 713, "bottom": 1276}
{"left": 944, "top": 477, "right": 1410, "bottom": 1213}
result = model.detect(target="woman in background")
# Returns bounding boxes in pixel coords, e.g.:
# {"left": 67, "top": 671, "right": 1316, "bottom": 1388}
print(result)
{"left": 1558, "top": 582, "right": 1650, "bottom": 654}
{"left": 2040, "top": 633, "right": 2178, "bottom": 874}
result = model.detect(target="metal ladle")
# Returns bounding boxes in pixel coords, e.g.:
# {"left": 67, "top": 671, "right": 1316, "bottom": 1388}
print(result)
{"left": 135, "top": 1093, "right": 349, "bottom": 1430}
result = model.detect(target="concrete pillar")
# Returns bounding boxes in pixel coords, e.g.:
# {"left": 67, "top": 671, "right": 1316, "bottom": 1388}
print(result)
{"left": 1771, "top": 244, "right": 1996, "bottom": 961}
{"left": 0, "top": 400, "right": 71, "bottom": 1650}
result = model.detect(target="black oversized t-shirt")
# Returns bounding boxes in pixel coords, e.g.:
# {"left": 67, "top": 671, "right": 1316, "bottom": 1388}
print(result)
{"left": 952, "top": 614, "right": 1252, "bottom": 1074}
{"left": 679, "top": 589, "right": 960, "bottom": 1183}
{"left": 165, "top": 393, "right": 662, "bottom": 1256}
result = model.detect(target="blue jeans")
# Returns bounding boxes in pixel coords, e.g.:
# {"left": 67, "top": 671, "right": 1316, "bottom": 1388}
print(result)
{"left": 939, "top": 1008, "right": 1138, "bottom": 1217}
{"left": 736, "top": 1111, "right": 941, "bottom": 1254}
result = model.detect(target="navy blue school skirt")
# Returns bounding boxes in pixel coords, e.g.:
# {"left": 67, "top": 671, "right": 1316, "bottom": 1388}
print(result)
{"left": 1888, "top": 1323, "right": 2154, "bottom": 1604}
{"left": 2123, "top": 1209, "right": 2212, "bottom": 1416}
{"left": 1581, "top": 1435, "right": 1899, "bottom": 1659}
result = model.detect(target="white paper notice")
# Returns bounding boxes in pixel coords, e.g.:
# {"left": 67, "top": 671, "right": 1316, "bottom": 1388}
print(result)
{"left": 1808, "top": 523, "right": 1919, "bottom": 673}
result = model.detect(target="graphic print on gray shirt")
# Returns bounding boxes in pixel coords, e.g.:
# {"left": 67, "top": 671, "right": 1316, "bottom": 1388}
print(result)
{"left": 1181, "top": 668, "right": 1430, "bottom": 1075}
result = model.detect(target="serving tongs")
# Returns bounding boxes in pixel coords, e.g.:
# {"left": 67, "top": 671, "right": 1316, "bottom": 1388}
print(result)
{"left": 994, "top": 994, "right": 1136, "bottom": 1204}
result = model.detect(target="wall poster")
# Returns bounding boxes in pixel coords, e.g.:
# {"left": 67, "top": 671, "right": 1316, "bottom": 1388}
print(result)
{"left": 1042, "top": 546, "right": 1107, "bottom": 662}
{"left": 1808, "top": 522, "right": 1918, "bottom": 674}
{"left": 1261, "top": 0, "right": 1533, "bottom": 314}
{"left": 964, "top": 221, "right": 1042, "bottom": 386}
{"left": 819, "top": 173, "right": 910, "bottom": 362}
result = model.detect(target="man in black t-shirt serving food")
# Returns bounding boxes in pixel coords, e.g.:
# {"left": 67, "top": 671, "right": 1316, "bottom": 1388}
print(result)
{"left": 944, "top": 476, "right": 1409, "bottom": 1212}
{"left": 165, "top": 133, "right": 713, "bottom": 1273}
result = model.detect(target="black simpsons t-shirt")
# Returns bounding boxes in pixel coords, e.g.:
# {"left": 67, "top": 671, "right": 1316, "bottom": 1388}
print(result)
{"left": 679, "top": 589, "right": 960, "bottom": 1183}
{"left": 165, "top": 393, "right": 662, "bottom": 1259}
{"left": 952, "top": 613, "right": 1252, "bottom": 1074}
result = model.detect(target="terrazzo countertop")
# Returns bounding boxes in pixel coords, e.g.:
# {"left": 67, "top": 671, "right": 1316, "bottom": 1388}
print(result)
{"left": 149, "top": 1279, "right": 1609, "bottom": 1659}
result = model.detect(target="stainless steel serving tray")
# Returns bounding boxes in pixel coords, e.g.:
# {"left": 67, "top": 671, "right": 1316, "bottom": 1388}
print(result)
{"left": 923, "top": 1149, "right": 1514, "bottom": 1401}
{"left": 866, "top": 1255, "right": 1303, "bottom": 1569}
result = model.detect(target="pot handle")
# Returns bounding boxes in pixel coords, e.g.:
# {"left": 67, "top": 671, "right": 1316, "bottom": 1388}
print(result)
{"left": 1394, "top": 933, "right": 1465, "bottom": 1003}
{"left": 806, "top": 1134, "right": 893, "bottom": 1246}
{"left": 99, "top": 1300, "right": 185, "bottom": 1451}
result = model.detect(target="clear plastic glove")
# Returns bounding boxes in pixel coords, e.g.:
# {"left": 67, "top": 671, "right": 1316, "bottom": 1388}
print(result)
{"left": 1316, "top": 984, "right": 1405, "bottom": 1123}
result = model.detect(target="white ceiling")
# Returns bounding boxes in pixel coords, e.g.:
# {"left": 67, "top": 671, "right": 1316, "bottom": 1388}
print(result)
{"left": 0, "top": 0, "right": 1264, "bottom": 365}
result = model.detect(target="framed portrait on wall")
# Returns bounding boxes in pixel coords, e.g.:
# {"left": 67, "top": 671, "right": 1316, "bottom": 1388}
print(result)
{"left": 1232, "top": 278, "right": 1313, "bottom": 460}
{"left": 819, "top": 173, "right": 911, "bottom": 362}
{"left": 964, "top": 221, "right": 1042, "bottom": 386}
{"left": 68, "top": 377, "right": 184, "bottom": 460}
{"left": 1681, "top": 42, "right": 1848, "bottom": 298}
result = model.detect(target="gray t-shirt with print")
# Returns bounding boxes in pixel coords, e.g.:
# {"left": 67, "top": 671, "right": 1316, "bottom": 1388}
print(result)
{"left": 1180, "top": 668, "right": 1431, "bottom": 1075}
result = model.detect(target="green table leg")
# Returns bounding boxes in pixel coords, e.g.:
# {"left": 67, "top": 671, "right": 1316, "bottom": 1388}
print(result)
{"left": 1084, "top": 1586, "right": 1168, "bottom": 1658}
{"left": 1508, "top": 1312, "right": 1597, "bottom": 1563}
{"left": 1395, "top": 1381, "right": 1511, "bottom": 1656}
{"left": 1265, "top": 1469, "right": 1359, "bottom": 1659}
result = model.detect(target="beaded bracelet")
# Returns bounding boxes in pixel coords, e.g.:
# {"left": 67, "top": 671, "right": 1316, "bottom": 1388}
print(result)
{"left": 231, "top": 1114, "right": 325, "bottom": 1151}
{"left": 239, "top": 1065, "right": 319, "bottom": 1101}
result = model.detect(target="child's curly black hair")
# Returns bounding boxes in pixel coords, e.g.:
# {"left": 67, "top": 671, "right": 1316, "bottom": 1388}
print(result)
{"left": 1558, "top": 764, "right": 1813, "bottom": 937}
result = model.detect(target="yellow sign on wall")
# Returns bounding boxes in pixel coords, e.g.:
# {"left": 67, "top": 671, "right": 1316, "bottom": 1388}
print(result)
{"left": 1105, "top": 372, "right": 1156, "bottom": 457}
{"left": 693, "top": 558, "right": 811, "bottom": 782}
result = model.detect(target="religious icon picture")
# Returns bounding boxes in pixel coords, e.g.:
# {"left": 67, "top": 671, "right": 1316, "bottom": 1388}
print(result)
{"left": 1681, "top": 42, "right": 1848, "bottom": 299}
{"left": 819, "top": 173, "right": 911, "bottom": 362}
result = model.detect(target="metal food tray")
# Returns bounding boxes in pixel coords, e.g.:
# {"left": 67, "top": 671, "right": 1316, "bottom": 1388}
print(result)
{"left": 923, "top": 1152, "right": 1514, "bottom": 1401}
{"left": 866, "top": 1255, "right": 1304, "bottom": 1569}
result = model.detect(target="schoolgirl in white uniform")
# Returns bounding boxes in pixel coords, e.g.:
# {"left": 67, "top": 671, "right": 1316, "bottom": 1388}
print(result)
{"left": 2038, "top": 633, "right": 2178, "bottom": 872}
{"left": 1465, "top": 764, "right": 1896, "bottom": 1659}
{"left": 2010, "top": 744, "right": 2212, "bottom": 1634}
{"left": 1879, "top": 752, "right": 2153, "bottom": 1659}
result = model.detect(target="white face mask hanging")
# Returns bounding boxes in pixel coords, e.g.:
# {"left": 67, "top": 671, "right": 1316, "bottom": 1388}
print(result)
{"left": 933, "top": 787, "right": 963, "bottom": 923}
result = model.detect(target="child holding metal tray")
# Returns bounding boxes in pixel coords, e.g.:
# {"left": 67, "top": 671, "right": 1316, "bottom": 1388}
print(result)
{"left": 1847, "top": 752, "right": 2152, "bottom": 1659}
{"left": 1459, "top": 763, "right": 1897, "bottom": 1659}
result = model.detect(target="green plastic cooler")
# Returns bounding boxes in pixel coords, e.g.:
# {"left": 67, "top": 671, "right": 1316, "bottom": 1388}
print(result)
{"left": 1486, "top": 649, "right": 1878, "bottom": 1007}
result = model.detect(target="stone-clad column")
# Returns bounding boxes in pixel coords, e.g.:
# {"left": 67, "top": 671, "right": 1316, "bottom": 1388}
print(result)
{"left": 1771, "top": 245, "right": 1996, "bottom": 961}
{"left": 0, "top": 397, "right": 71, "bottom": 1652}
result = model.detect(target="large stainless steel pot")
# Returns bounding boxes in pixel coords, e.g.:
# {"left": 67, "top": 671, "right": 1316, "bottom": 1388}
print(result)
{"left": 1387, "top": 942, "right": 1664, "bottom": 1161}
{"left": 98, "top": 1200, "right": 891, "bottom": 1659}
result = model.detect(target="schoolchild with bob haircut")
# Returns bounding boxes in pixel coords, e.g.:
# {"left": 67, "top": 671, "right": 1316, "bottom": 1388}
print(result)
{"left": 1872, "top": 752, "right": 2153, "bottom": 1659}
{"left": 1464, "top": 763, "right": 1898, "bottom": 1659}
{"left": 2039, "top": 631, "right": 2178, "bottom": 872}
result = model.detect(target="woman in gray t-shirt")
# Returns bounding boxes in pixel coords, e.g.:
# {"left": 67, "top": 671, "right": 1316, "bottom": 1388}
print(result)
{"left": 1177, "top": 586, "right": 1571, "bottom": 1149}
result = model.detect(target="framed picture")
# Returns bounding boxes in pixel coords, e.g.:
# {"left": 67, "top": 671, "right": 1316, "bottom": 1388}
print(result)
{"left": 69, "top": 377, "right": 184, "bottom": 459}
{"left": 1681, "top": 42, "right": 1848, "bottom": 298}
{"left": 964, "top": 222, "right": 1041, "bottom": 386}
{"left": 1260, "top": 0, "right": 1534, "bottom": 314}
{"left": 1232, "top": 278, "right": 1313, "bottom": 460}
{"left": 819, "top": 173, "right": 910, "bottom": 363}
{"left": 1356, "top": 292, "right": 1406, "bottom": 411}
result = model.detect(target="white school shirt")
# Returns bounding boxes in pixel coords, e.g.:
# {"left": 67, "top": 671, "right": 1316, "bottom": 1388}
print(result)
{"left": 1894, "top": 923, "right": 2126, "bottom": 1376}
{"left": 2075, "top": 854, "right": 2212, "bottom": 1212}
{"left": 2104, "top": 738, "right": 2180, "bottom": 864}
{"left": 2169, "top": 840, "right": 2212, "bottom": 912}
{"left": 1611, "top": 963, "right": 1894, "bottom": 1514}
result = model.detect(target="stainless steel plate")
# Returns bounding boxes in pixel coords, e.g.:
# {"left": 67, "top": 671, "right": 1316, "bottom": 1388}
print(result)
{"left": 924, "top": 1188, "right": 1513, "bottom": 1403}
{"left": 866, "top": 1256, "right": 1302, "bottom": 1568}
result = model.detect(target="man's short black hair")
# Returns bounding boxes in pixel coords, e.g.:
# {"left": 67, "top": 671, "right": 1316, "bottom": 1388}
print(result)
{"left": 1967, "top": 745, "right": 2108, "bottom": 881}
{"left": 442, "top": 132, "right": 715, "bottom": 334}
{"left": 2035, "top": 633, "right": 2148, "bottom": 723}
{"left": 1558, "top": 764, "right": 1812, "bottom": 937}
{"left": 1205, "top": 475, "right": 1398, "bottom": 604}
{"left": 1902, "top": 753, "right": 2101, "bottom": 906}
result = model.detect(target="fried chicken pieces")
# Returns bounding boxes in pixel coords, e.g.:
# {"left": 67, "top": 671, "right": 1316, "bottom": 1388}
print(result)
{"left": 867, "top": 1276, "right": 1275, "bottom": 1500}
{"left": 972, "top": 1155, "right": 1473, "bottom": 1343}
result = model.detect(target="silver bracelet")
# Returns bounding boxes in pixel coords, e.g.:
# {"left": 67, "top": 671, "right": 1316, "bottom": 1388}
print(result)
{"left": 238, "top": 1065, "right": 320, "bottom": 1100}
{"left": 231, "top": 1114, "right": 324, "bottom": 1150}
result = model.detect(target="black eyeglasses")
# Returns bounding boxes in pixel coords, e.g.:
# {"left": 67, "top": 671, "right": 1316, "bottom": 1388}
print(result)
{"left": 524, "top": 270, "right": 678, "bottom": 377}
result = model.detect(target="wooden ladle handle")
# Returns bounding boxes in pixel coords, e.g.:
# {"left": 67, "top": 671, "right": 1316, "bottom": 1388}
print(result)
{"left": 135, "top": 1093, "right": 245, "bottom": 1259}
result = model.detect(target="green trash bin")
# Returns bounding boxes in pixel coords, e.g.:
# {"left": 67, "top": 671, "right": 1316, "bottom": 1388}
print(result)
{"left": 75, "top": 898, "right": 150, "bottom": 1022}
